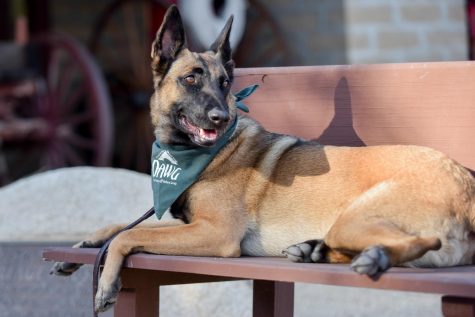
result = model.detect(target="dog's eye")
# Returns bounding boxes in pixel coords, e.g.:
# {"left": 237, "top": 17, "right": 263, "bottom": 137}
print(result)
{"left": 184, "top": 75, "right": 196, "bottom": 84}
{"left": 222, "top": 79, "right": 230, "bottom": 89}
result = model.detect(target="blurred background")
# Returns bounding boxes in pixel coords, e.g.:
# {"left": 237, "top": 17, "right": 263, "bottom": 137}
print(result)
{"left": 0, "top": 1, "right": 474, "bottom": 316}
{"left": 0, "top": 0, "right": 473, "bottom": 184}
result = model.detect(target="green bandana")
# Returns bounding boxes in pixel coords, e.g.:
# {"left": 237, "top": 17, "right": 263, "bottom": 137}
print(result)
{"left": 151, "top": 85, "right": 258, "bottom": 219}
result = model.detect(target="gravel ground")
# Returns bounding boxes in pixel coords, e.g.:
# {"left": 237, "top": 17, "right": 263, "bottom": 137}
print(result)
{"left": 0, "top": 167, "right": 156, "bottom": 242}
{"left": 0, "top": 167, "right": 443, "bottom": 316}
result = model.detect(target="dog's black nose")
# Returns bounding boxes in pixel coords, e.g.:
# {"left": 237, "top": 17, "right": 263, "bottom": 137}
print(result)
{"left": 208, "top": 108, "right": 230, "bottom": 125}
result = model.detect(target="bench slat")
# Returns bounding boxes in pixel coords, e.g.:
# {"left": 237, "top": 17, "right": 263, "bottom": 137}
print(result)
{"left": 233, "top": 62, "right": 475, "bottom": 170}
{"left": 43, "top": 247, "right": 475, "bottom": 298}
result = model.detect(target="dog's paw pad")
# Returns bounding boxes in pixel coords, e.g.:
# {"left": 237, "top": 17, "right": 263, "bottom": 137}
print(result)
{"left": 283, "top": 245, "right": 307, "bottom": 263}
{"left": 74, "top": 240, "right": 100, "bottom": 249}
{"left": 50, "top": 261, "right": 81, "bottom": 276}
{"left": 283, "top": 240, "right": 326, "bottom": 263}
{"left": 309, "top": 241, "right": 327, "bottom": 262}
{"left": 350, "top": 245, "right": 390, "bottom": 276}
{"left": 95, "top": 293, "right": 116, "bottom": 313}
{"left": 95, "top": 279, "right": 121, "bottom": 313}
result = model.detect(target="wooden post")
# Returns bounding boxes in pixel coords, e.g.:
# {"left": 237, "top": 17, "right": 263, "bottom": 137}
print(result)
{"left": 114, "top": 269, "right": 159, "bottom": 317}
{"left": 253, "top": 280, "right": 294, "bottom": 317}
{"left": 442, "top": 296, "right": 475, "bottom": 317}
{"left": 112, "top": 267, "right": 240, "bottom": 317}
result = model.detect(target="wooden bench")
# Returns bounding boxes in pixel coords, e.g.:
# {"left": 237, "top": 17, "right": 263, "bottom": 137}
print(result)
{"left": 43, "top": 61, "right": 475, "bottom": 317}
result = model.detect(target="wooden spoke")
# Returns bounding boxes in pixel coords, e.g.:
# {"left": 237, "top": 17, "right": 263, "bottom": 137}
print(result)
{"left": 61, "top": 110, "right": 93, "bottom": 127}
{"left": 62, "top": 131, "right": 96, "bottom": 150}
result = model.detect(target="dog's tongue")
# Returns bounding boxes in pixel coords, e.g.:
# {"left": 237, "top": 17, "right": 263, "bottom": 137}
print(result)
{"left": 181, "top": 117, "right": 218, "bottom": 143}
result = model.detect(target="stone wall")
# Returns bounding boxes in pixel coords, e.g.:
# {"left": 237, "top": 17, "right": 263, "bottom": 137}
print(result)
{"left": 344, "top": 0, "right": 468, "bottom": 63}
{"left": 259, "top": 0, "right": 468, "bottom": 65}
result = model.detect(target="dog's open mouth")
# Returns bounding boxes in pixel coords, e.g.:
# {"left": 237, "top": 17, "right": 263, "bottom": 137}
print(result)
{"left": 179, "top": 116, "right": 219, "bottom": 145}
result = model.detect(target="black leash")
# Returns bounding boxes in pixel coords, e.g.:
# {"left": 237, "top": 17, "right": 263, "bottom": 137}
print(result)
{"left": 92, "top": 207, "right": 155, "bottom": 316}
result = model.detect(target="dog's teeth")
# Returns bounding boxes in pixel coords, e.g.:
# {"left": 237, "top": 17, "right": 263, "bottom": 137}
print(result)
{"left": 199, "top": 128, "right": 217, "bottom": 141}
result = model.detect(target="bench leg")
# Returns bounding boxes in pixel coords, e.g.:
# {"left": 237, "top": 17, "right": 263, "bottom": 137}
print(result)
{"left": 253, "top": 280, "right": 294, "bottom": 317}
{"left": 114, "top": 286, "right": 159, "bottom": 317}
{"left": 114, "top": 269, "right": 159, "bottom": 317}
{"left": 442, "top": 296, "right": 475, "bottom": 317}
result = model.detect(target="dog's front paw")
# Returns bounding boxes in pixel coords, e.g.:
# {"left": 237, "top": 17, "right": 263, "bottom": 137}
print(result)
{"left": 74, "top": 239, "right": 102, "bottom": 248}
{"left": 283, "top": 239, "right": 327, "bottom": 263}
{"left": 350, "top": 245, "right": 390, "bottom": 276}
{"left": 50, "top": 261, "right": 82, "bottom": 276}
{"left": 49, "top": 240, "right": 98, "bottom": 276}
{"left": 95, "top": 278, "right": 122, "bottom": 313}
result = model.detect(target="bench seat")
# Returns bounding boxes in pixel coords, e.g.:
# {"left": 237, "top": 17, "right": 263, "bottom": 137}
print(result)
{"left": 43, "top": 247, "right": 475, "bottom": 317}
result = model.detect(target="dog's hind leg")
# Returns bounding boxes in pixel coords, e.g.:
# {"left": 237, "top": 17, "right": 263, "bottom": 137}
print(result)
{"left": 285, "top": 179, "right": 445, "bottom": 275}
{"left": 50, "top": 219, "right": 183, "bottom": 276}
{"left": 284, "top": 221, "right": 441, "bottom": 276}
{"left": 324, "top": 215, "right": 441, "bottom": 276}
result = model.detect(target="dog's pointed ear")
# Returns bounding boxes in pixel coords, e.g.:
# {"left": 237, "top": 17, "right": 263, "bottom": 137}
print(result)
{"left": 151, "top": 5, "right": 186, "bottom": 75}
{"left": 210, "top": 15, "right": 235, "bottom": 77}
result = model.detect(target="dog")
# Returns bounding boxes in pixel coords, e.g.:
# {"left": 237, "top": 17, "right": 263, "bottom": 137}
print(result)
{"left": 51, "top": 5, "right": 475, "bottom": 313}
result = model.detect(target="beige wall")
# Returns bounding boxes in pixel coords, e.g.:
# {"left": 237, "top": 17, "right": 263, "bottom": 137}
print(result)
{"left": 260, "top": 0, "right": 468, "bottom": 65}
{"left": 344, "top": 0, "right": 468, "bottom": 64}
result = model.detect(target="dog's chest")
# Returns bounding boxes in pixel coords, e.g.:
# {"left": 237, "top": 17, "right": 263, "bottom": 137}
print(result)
{"left": 169, "top": 193, "right": 191, "bottom": 223}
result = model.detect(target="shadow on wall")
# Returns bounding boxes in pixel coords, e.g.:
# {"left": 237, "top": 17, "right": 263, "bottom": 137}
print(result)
{"left": 317, "top": 77, "right": 365, "bottom": 146}
{"left": 317, "top": 77, "right": 475, "bottom": 178}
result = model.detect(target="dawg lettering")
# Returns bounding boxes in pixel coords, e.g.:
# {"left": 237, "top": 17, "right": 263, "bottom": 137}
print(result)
{"left": 152, "top": 150, "right": 181, "bottom": 185}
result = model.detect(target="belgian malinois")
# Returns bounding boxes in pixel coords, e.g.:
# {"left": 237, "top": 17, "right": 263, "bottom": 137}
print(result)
{"left": 52, "top": 5, "right": 475, "bottom": 313}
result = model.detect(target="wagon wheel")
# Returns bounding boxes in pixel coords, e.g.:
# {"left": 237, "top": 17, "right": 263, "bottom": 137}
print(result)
{"left": 234, "top": 0, "right": 293, "bottom": 67}
{"left": 89, "top": 0, "right": 170, "bottom": 173}
{"left": 4, "top": 33, "right": 113, "bottom": 180}
{"left": 35, "top": 33, "right": 113, "bottom": 170}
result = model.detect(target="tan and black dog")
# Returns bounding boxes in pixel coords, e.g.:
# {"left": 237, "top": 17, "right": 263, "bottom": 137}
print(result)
{"left": 52, "top": 5, "right": 475, "bottom": 313}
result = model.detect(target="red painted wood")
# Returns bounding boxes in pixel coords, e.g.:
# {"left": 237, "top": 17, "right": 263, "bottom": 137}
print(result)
{"left": 43, "top": 247, "right": 475, "bottom": 298}
{"left": 114, "top": 286, "right": 158, "bottom": 317}
{"left": 442, "top": 296, "right": 475, "bottom": 317}
{"left": 233, "top": 62, "right": 475, "bottom": 171}
{"left": 113, "top": 268, "right": 162, "bottom": 317}
{"left": 253, "top": 280, "right": 294, "bottom": 317}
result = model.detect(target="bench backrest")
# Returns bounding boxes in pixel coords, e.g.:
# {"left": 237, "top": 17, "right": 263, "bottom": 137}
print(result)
{"left": 233, "top": 62, "right": 475, "bottom": 171}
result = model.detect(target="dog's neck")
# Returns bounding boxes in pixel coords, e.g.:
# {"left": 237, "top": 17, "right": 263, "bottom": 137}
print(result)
{"left": 151, "top": 116, "right": 239, "bottom": 219}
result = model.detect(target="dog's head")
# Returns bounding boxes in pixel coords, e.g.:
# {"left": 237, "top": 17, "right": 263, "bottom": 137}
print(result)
{"left": 150, "top": 5, "right": 237, "bottom": 147}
